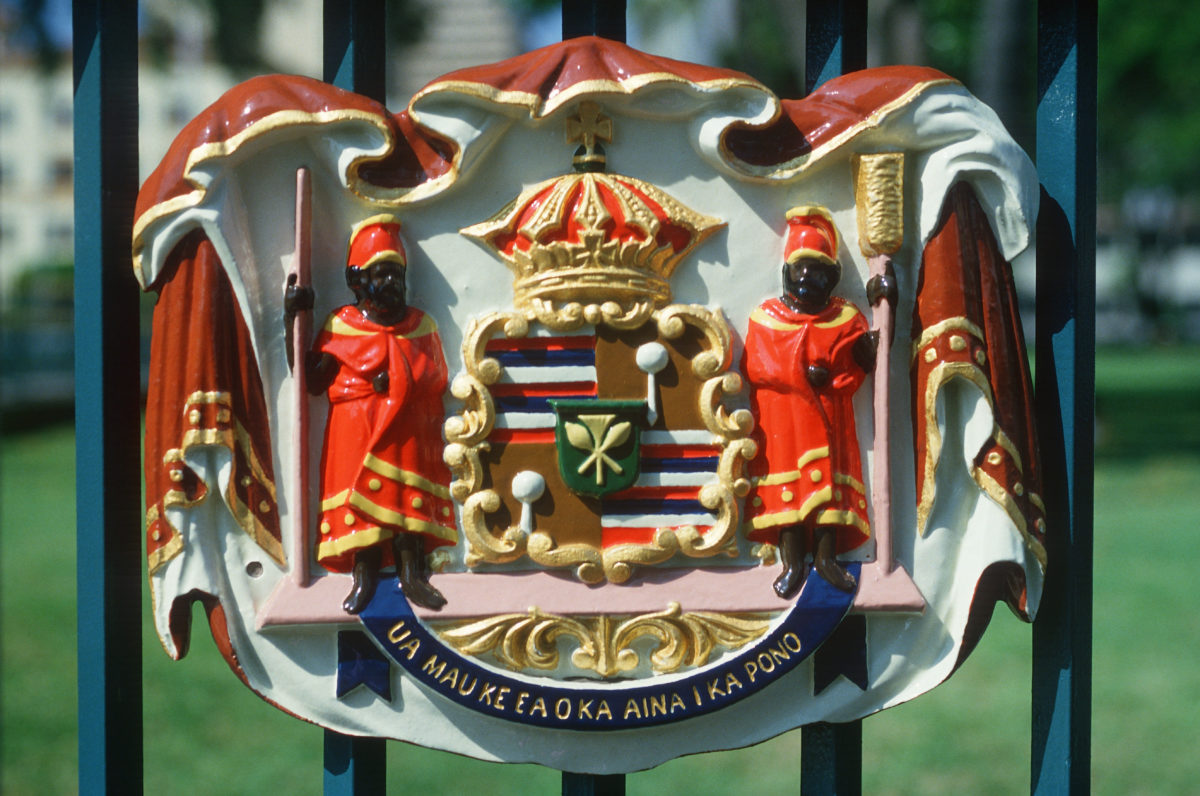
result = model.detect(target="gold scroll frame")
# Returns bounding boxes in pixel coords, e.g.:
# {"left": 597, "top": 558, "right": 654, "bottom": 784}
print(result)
{"left": 443, "top": 304, "right": 756, "bottom": 585}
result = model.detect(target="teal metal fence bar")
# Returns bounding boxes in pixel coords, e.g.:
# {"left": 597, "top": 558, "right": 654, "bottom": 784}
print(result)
{"left": 805, "top": 0, "right": 868, "bottom": 95}
{"left": 321, "top": 2, "right": 390, "bottom": 792}
{"left": 800, "top": 5, "right": 868, "bottom": 791}
{"left": 562, "top": 0, "right": 626, "bottom": 41}
{"left": 73, "top": 0, "right": 143, "bottom": 793}
{"left": 556, "top": 7, "right": 631, "bottom": 796}
{"left": 324, "top": 0, "right": 388, "bottom": 105}
{"left": 1032, "top": 1, "right": 1096, "bottom": 793}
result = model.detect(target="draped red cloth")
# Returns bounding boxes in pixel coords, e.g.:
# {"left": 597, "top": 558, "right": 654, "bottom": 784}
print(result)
{"left": 911, "top": 182, "right": 1047, "bottom": 614}
{"left": 144, "top": 230, "right": 283, "bottom": 573}
{"left": 742, "top": 297, "right": 872, "bottom": 552}
{"left": 313, "top": 306, "right": 456, "bottom": 571}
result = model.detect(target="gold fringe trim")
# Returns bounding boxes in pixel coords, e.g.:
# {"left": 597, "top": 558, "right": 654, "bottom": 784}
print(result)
{"left": 412, "top": 73, "right": 767, "bottom": 127}
{"left": 363, "top": 453, "right": 452, "bottom": 498}
{"left": 911, "top": 317, "right": 986, "bottom": 362}
{"left": 317, "top": 525, "right": 394, "bottom": 560}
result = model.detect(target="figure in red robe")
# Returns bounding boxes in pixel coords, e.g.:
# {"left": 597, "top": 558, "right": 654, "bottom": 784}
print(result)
{"left": 300, "top": 219, "right": 456, "bottom": 612}
{"left": 743, "top": 207, "right": 888, "bottom": 598}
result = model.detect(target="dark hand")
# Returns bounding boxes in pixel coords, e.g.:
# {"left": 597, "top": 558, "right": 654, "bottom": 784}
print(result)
{"left": 866, "top": 271, "right": 898, "bottom": 307}
{"left": 372, "top": 371, "right": 389, "bottom": 394}
{"left": 284, "top": 279, "right": 315, "bottom": 315}
{"left": 806, "top": 364, "right": 831, "bottom": 388}
{"left": 305, "top": 351, "right": 338, "bottom": 395}
{"left": 853, "top": 332, "right": 879, "bottom": 372}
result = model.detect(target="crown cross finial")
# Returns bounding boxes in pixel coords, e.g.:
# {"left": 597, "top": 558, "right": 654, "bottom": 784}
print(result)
{"left": 566, "top": 102, "right": 613, "bottom": 150}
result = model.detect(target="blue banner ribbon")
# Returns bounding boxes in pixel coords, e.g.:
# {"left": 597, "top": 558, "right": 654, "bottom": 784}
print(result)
{"left": 359, "top": 563, "right": 859, "bottom": 730}
{"left": 336, "top": 630, "right": 392, "bottom": 700}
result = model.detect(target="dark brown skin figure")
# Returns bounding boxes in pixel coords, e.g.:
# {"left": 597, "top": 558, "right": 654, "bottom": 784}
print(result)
{"left": 770, "top": 257, "right": 892, "bottom": 598}
{"left": 288, "top": 261, "right": 447, "bottom": 613}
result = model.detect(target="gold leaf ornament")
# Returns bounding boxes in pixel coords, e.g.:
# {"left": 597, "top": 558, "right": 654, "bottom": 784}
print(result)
{"left": 430, "top": 604, "right": 774, "bottom": 677}
{"left": 570, "top": 414, "right": 631, "bottom": 485}
{"left": 565, "top": 420, "right": 592, "bottom": 451}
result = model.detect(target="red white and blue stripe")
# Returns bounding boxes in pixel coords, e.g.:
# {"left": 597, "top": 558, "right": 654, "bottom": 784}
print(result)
{"left": 488, "top": 329, "right": 597, "bottom": 444}
{"left": 601, "top": 429, "right": 719, "bottom": 547}
{"left": 487, "top": 330, "right": 721, "bottom": 546}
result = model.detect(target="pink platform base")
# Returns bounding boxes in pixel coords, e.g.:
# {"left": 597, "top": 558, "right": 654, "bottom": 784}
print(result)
{"left": 257, "top": 561, "right": 924, "bottom": 628}
{"left": 852, "top": 561, "right": 926, "bottom": 612}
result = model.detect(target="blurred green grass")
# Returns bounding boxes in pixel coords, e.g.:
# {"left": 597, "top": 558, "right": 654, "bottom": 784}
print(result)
{"left": 2, "top": 346, "right": 1198, "bottom": 794}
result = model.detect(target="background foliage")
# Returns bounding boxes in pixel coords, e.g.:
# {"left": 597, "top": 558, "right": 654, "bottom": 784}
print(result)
{"left": 4, "top": 348, "right": 1199, "bottom": 793}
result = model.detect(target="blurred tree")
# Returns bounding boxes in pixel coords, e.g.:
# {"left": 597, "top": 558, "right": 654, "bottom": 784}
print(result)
{"left": 1098, "top": 0, "right": 1200, "bottom": 201}
{"left": 1, "top": 1, "right": 426, "bottom": 75}
{"left": 183, "top": 0, "right": 428, "bottom": 75}
{"left": 717, "top": 0, "right": 805, "bottom": 98}
{"left": 5, "top": 0, "right": 62, "bottom": 72}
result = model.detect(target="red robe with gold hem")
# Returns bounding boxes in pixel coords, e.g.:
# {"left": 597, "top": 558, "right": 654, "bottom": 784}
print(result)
{"left": 742, "top": 296, "right": 871, "bottom": 552}
{"left": 314, "top": 305, "right": 456, "bottom": 571}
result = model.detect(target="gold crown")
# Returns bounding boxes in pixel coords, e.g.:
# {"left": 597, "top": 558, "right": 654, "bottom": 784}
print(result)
{"left": 461, "top": 104, "right": 724, "bottom": 330}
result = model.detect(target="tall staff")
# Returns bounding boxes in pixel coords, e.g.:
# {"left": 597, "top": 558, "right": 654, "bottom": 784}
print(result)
{"left": 854, "top": 154, "right": 922, "bottom": 609}
{"left": 285, "top": 168, "right": 313, "bottom": 586}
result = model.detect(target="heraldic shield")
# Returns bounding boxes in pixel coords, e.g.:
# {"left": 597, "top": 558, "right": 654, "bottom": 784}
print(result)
{"left": 135, "top": 36, "right": 1049, "bottom": 774}
{"left": 550, "top": 399, "right": 643, "bottom": 497}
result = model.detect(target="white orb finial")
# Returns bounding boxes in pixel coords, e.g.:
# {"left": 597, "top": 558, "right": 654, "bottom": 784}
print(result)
{"left": 636, "top": 342, "right": 669, "bottom": 374}
{"left": 512, "top": 470, "right": 546, "bottom": 534}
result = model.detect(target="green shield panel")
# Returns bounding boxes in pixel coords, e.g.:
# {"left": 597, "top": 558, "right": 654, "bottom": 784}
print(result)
{"left": 549, "top": 399, "right": 645, "bottom": 498}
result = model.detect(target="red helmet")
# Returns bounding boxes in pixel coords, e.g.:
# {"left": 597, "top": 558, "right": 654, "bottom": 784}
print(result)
{"left": 347, "top": 216, "right": 406, "bottom": 269}
{"left": 783, "top": 206, "right": 839, "bottom": 266}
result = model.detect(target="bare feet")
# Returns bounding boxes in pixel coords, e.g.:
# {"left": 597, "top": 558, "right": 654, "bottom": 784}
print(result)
{"left": 393, "top": 534, "right": 447, "bottom": 611}
{"left": 773, "top": 525, "right": 809, "bottom": 599}
{"left": 773, "top": 563, "right": 808, "bottom": 599}
{"left": 813, "top": 527, "right": 856, "bottom": 592}
{"left": 399, "top": 577, "right": 447, "bottom": 611}
{"left": 343, "top": 547, "right": 382, "bottom": 614}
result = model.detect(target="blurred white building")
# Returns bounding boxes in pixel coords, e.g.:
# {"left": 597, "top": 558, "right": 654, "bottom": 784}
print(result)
{"left": 0, "top": 60, "right": 77, "bottom": 289}
{"left": 0, "top": 0, "right": 524, "bottom": 302}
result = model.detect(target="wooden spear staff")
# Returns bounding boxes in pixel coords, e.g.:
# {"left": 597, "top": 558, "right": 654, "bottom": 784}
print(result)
{"left": 285, "top": 167, "right": 313, "bottom": 587}
{"left": 855, "top": 153, "right": 904, "bottom": 577}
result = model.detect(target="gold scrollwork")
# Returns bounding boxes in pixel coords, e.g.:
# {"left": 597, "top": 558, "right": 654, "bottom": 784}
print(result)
{"left": 701, "top": 371, "right": 755, "bottom": 442}
{"left": 751, "top": 542, "right": 778, "bottom": 564}
{"left": 655, "top": 304, "right": 731, "bottom": 380}
{"left": 430, "top": 603, "right": 774, "bottom": 678}
{"left": 459, "top": 489, "right": 524, "bottom": 566}
{"left": 445, "top": 299, "right": 757, "bottom": 584}
{"left": 525, "top": 296, "right": 657, "bottom": 332}
{"left": 445, "top": 311, "right": 528, "bottom": 451}
{"left": 442, "top": 441, "right": 484, "bottom": 503}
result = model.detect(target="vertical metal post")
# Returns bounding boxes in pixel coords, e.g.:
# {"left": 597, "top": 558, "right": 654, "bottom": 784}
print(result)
{"left": 559, "top": 4, "right": 626, "bottom": 792}
{"left": 324, "top": 0, "right": 388, "bottom": 101}
{"left": 1032, "top": 1, "right": 1096, "bottom": 794}
{"left": 804, "top": 0, "right": 868, "bottom": 94}
{"left": 799, "top": 3, "right": 866, "bottom": 792}
{"left": 561, "top": 0, "right": 627, "bottom": 41}
{"left": 73, "top": 0, "right": 142, "bottom": 793}
{"left": 322, "top": 2, "right": 389, "bottom": 792}
{"left": 324, "top": 730, "right": 387, "bottom": 795}
{"left": 801, "top": 722, "right": 863, "bottom": 795}
{"left": 562, "top": 773, "right": 626, "bottom": 796}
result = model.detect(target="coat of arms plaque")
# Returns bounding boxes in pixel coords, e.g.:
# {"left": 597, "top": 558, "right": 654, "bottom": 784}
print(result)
{"left": 137, "top": 37, "right": 1045, "bottom": 772}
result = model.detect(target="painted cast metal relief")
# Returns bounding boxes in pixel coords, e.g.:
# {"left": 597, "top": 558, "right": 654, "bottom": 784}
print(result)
{"left": 136, "top": 37, "right": 1045, "bottom": 773}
